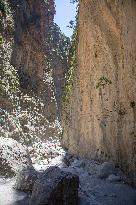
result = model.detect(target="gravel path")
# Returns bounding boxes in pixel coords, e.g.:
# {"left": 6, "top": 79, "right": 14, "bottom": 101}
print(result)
{"left": 0, "top": 138, "right": 136, "bottom": 205}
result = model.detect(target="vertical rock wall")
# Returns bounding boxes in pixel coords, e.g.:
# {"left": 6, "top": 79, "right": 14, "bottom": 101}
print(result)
{"left": 7, "top": 0, "right": 69, "bottom": 122}
{"left": 8, "top": 0, "right": 57, "bottom": 122}
{"left": 62, "top": 0, "right": 136, "bottom": 184}
{"left": 10, "top": 0, "right": 55, "bottom": 91}
{"left": 0, "top": 0, "right": 70, "bottom": 140}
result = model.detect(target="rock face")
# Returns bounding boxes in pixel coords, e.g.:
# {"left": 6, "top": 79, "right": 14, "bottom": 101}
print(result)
{"left": 0, "top": 0, "right": 69, "bottom": 141}
{"left": 8, "top": 0, "right": 69, "bottom": 120}
{"left": 30, "top": 166, "right": 79, "bottom": 205}
{"left": 9, "top": 0, "right": 54, "bottom": 92}
{"left": 9, "top": 0, "right": 57, "bottom": 121}
{"left": 97, "top": 162, "right": 116, "bottom": 179}
{"left": 49, "top": 23, "right": 70, "bottom": 116}
{"left": 62, "top": 0, "right": 136, "bottom": 184}
{"left": 0, "top": 137, "right": 32, "bottom": 177}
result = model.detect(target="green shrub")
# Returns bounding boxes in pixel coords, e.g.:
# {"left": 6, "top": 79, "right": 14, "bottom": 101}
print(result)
{"left": 96, "top": 76, "right": 112, "bottom": 89}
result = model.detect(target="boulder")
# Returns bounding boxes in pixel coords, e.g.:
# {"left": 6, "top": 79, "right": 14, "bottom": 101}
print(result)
{"left": 0, "top": 137, "right": 32, "bottom": 178}
{"left": 45, "top": 156, "right": 67, "bottom": 169}
{"left": 14, "top": 166, "right": 38, "bottom": 191}
{"left": 70, "top": 159, "right": 85, "bottom": 169}
{"left": 107, "top": 174, "right": 121, "bottom": 183}
{"left": 30, "top": 166, "right": 79, "bottom": 205}
{"left": 63, "top": 153, "right": 76, "bottom": 166}
{"left": 97, "top": 162, "right": 116, "bottom": 179}
{"left": 70, "top": 159, "right": 100, "bottom": 175}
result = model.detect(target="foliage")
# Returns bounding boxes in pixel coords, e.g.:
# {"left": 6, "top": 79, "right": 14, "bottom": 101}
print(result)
{"left": 0, "top": 0, "right": 6, "bottom": 15}
{"left": 0, "top": 0, "right": 76, "bottom": 147}
{"left": 0, "top": 59, "right": 60, "bottom": 145}
{"left": 0, "top": 33, "right": 3, "bottom": 45}
{"left": 96, "top": 76, "right": 112, "bottom": 89}
{"left": 0, "top": 28, "right": 49, "bottom": 145}
{"left": 0, "top": 1, "right": 13, "bottom": 45}
{"left": 0, "top": 58, "right": 60, "bottom": 145}
{"left": 0, "top": 0, "right": 10, "bottom": 17}
{"left": 45, "top": 23, "right": 70, "bottom": 65}
{"left": 44, "top": 22, "right": 70, "bottom": 114}
{"left": 63, "top": 3, "right": 79, "bottom": 103}
{"left": 70, "top": 0, "right": 78, "bottom": 4}
{"left": 0, "top": 0, "right": 5, "bottom": 45}
{"left": 67, "top": 20, "right": 75, "bottom": 29}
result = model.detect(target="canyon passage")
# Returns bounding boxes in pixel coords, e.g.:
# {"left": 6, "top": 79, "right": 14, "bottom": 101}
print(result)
{"left": 0, "top": 0, "right": 136, "bottom": 204}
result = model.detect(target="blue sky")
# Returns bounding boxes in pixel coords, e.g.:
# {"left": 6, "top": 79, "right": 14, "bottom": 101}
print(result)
{"left": 54, "top": 0, "right": 77, "bottom": 38}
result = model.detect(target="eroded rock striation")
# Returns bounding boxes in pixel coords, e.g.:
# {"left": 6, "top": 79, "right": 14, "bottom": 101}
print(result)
{"left": 62, "top": 0, "right": 136, "bottom": 184}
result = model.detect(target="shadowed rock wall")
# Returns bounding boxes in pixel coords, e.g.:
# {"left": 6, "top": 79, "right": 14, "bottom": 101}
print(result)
{"left": 0, "top": 0, "right": 69, "bottom": 140}
{"left": 8, "top": 0, "right": 57, "bottom": 122}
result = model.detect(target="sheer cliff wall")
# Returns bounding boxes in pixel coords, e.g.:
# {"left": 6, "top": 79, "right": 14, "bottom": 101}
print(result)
{"left": 0, "top": 0, "right": 69, "bottom": 140}
{"left": 62, "top": 0, "right": 136, "bottom": 184}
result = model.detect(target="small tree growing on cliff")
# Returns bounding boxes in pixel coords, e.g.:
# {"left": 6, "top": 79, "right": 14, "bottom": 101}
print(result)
{"left": 96, "top": 76, "right": 112, "bottom": 89}
{"left": 70, "top": 0, "right": 78, "bottom": 3}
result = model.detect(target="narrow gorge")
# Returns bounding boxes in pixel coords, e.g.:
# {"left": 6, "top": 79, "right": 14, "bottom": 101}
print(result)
{"left": 0, "top": 0, "right": 136, "bottom": 205}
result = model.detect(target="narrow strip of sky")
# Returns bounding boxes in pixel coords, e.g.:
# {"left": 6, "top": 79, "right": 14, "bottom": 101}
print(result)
{"left": 54, "top": 0, "right": 77, "bottom": 38}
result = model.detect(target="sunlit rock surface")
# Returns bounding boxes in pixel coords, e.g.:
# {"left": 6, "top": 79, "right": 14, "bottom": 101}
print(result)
{"left": 62, "top": 0, "right": 136, "bottom": 184}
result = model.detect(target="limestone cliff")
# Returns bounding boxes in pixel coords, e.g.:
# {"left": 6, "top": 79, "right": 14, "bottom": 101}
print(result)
{"left": 9, "top": 0, "right": 57, "bottom": 122}
{"left": 62, "top": 0, "right": 136, "bottom": 184}
{"left": 0, "top": 0, "right": 69, "bottom": 141}
{"left": 10, "top": 0, "right": 54, "bottom": 90}
{"left": 46, "top": 23, "right": 70, "bottom": 117}
{"left": 3, "top": 0, "right": 69, "bottom": 120}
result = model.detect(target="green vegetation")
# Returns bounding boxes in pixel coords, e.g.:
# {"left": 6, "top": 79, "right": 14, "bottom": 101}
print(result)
{"left": 0, "top": 33, "right": 3, "bottom": 45}
{"left": 96, "top": 76, "right": 112, "bottom": 89}
{"left": 0, "top": 0, "right": 13, "bottom": 45}
{"left": 0, "top": 39, "right": 60, "bottom": 144}
{"left": 63, "top": 4, "right": 79, "bottom": 103}
{"left": 0, "top": 3, "right": 66, "bottom": 144}
{"left": 50, "top": 23, "right": 70, "bottom": 63}
{"left": 0, "top": 0, "right": 5, "bottom": 45}
{"left": 70, "top": 0, "right": 78, "bottom": 3}
{"left": 67, "top": 20, "right": 75, "bottom": 29}
{"left": 0, "top": 15, "right": 42, "bottom": 144}
{"left": 0, "top": 55, "right": 57, "bottom": 144}
{"left": 64, "top": 27, "right": 78, "bottom": 102}
{"left": 0, "top": 0, "right": 10, "bottom": 17}
{"left": 0, "top": 0, "right": 6, "bottom": 15}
